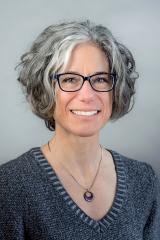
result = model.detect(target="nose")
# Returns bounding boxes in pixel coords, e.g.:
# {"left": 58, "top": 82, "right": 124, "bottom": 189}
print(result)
{"left": 78, "top": 80, "right": 95, "bottom": 102}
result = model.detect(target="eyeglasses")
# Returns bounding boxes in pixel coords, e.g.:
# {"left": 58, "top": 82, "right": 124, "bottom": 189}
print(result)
{"left": 50, "top": 72, "right": 116, "bottom": 92}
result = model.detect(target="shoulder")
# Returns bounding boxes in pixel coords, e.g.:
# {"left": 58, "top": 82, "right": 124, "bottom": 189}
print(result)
{"left": 121, "top": 152, "right": 156, "bottom": 182}
{"left": 115, "top": 150, "right": 159, "bottom": 201}
{"left": 0, "top": 148, "right": 38, "bottom": 177}
{"left": 112, "top": 150, "right": 157, "bottom": 180}
{"left": 0, "top": 147, "right": 49, "bottom": 210}
{"left": 111, "top": 149, "right": 158, "bottom": 196}
{"left": 0, "top": 148, "right": 43, "bottom": 194}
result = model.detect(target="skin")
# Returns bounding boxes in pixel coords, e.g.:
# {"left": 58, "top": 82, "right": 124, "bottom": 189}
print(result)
{"left": 42, "top": 41, "right": 114, "bottom": 186}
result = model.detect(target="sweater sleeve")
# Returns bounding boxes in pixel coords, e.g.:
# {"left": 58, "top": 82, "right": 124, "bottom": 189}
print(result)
{"left": 143, "top": 171, "right": 160, "bottom": 240}
{"left": 0, "top": 164, "right": 25, "bottom": 240}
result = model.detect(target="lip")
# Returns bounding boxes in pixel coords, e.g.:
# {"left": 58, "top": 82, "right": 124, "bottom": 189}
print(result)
{"left": 70, "top": 109, "right": 101, "bottom": 112}
{"left": 70, "top": 109, "right": 101, "bottom": 117}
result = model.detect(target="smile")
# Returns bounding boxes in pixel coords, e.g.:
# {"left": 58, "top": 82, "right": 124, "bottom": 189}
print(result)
{"left": 71, "top": 110, "right": 100, "bottom": 116}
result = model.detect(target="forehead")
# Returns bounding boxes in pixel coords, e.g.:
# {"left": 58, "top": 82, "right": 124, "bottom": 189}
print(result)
{"left": 62, "top": 42, "right": 109, "bottom": 74}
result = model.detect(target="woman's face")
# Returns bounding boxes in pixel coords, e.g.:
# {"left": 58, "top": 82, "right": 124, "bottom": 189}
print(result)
{"left": 53, "top": 42, "right": 113, "bottom": 138}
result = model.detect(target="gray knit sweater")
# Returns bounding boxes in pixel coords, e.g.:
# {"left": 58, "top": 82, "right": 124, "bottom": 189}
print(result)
{"left": 0, "top": 147, "right": 160, "bottom": 240}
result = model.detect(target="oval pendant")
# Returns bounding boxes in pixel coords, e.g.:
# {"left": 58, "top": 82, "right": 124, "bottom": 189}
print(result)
{"left": 83, "top": 190, "right": 94, "bottom": 202}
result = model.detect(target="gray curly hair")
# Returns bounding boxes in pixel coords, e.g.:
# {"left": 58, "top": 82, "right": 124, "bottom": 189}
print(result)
{"left": 17, "top": 20, "right": 138, "bottom": 131}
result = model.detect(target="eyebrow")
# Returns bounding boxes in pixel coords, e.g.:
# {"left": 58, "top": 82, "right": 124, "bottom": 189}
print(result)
{"left": 60, "top": 71, "right": 109, "bottom": 75}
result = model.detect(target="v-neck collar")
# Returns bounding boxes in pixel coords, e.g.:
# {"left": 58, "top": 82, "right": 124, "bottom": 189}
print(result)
{"left": 31, "top": 147, "right": 127, "bottom": 233}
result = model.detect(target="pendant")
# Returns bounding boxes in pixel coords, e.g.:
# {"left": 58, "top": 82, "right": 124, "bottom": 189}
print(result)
{"left": 83, "top": 190, "right": 94, "bottom": 202}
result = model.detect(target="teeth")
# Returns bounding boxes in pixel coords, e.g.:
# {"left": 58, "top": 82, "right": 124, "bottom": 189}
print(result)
{"left": 71, "top": 110, "right": 98, "bottom": 116}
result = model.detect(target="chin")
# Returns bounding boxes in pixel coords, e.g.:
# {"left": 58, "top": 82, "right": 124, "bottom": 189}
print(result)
{"left": 70, "top": 127, "right": 100, "bottom": 138}
{"left": 56, "top": 122, "right": 105, "bottom": 138}
{"left": 76, "top": 132, "right": 97, "bottom": 138}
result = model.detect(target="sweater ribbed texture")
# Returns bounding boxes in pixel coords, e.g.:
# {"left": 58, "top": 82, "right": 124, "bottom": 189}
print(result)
{"left": 0, "top": 147, "right": 160, "bottom": 239}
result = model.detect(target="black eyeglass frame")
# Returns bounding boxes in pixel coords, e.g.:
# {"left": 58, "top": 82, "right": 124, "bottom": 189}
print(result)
{"left": 50, "top": 72, "right": 116, "bottom": 92}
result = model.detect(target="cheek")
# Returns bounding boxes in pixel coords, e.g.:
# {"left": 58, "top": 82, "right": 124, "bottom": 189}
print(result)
{"left": 100, "top": 94, "right": 113, "bottom": 125}
{"left": 53, "top": 87, "right": 64, "bottom": 120}
{"left": 103, "top": 92, "right": 113, "bottom": 113}
{"left": 53, "top": 88, "right": 73, "bottom": 119}
{"left": 108, "top": 94, "right": 113, "bottom": 112}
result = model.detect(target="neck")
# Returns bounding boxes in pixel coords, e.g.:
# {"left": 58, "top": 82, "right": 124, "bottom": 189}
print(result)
{"left": 48, "top": 129, "right": 101, "bottom": 179}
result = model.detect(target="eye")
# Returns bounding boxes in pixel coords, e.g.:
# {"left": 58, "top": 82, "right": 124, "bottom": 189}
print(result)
{"left": 97, "top": 77, "right": 106, "bottom": 82}
{"left": 94, "top": 77, "right": 109, "bottom": 83}
{"left": 62, "top": 77, "right": 77, "bottom": 83}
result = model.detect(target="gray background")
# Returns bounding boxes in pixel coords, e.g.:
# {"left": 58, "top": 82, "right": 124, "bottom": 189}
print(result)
{"left": 0, "top": 0, "right": 160, "bottom": 178}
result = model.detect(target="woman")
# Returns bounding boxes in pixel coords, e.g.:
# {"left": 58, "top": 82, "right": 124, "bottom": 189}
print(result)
{"left": 0, "top": 20, "right": 159, "bottom": 239}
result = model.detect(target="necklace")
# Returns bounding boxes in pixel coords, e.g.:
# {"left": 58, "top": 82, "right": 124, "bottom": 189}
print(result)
{"left": 47, "top": 141, "right": 103, "bottom": 202}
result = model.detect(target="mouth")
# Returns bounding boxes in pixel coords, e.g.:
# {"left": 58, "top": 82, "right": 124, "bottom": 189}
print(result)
{"left": 70, "top": 110, "right": 100, "bottom": 116}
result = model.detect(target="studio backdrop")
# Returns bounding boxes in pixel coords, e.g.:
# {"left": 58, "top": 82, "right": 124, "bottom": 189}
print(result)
{"left": 0, "top": 0, "right": 159, "bottom": 178}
